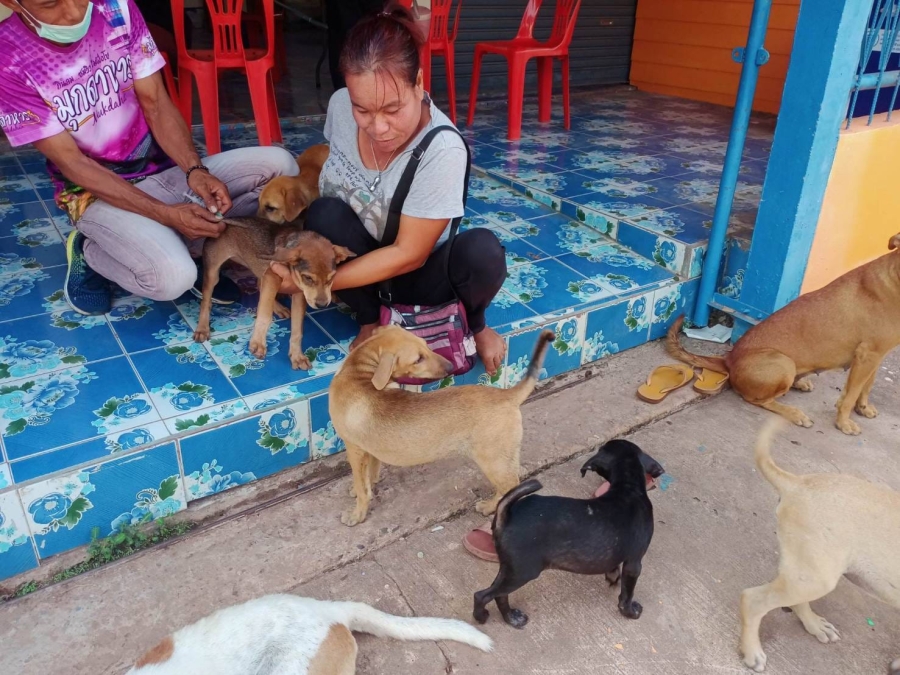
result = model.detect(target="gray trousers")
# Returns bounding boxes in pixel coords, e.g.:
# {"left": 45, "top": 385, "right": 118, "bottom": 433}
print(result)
{"left": 76, "top": 146, "right": 299, "bottom": 301}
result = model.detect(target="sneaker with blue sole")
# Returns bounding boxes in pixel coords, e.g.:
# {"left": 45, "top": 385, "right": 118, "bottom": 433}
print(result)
{"left": 65, "top": 231, "right": 112, "bottom": 316}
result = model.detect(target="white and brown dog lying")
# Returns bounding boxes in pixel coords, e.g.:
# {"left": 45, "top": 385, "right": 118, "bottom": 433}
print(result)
{"left": 740, "top": 418, "right": 900, "bottom": 672}
{"left": 128, "top": 594, "right": 491, "bottom": 675}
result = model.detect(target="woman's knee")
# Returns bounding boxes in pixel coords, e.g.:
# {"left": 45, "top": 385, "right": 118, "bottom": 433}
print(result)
{"left": 304, "top": 197, "right": 359, "bottom": 239}
{"left": 453, "top": 228, "right": 507, "bottom": 283}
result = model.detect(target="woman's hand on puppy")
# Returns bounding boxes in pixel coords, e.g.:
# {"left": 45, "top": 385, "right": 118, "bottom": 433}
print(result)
{"left": 164, "top": 203, "right": 227, "bottom": 240}
{"left": 270, "top": 262, "right": 300, "bottom": 294}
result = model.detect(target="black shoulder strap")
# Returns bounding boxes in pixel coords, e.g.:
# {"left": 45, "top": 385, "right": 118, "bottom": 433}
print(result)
{"left": 378, "top": 124, "right": 472, "bottom": 303}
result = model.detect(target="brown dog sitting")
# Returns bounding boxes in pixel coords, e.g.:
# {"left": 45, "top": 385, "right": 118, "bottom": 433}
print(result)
{"left": 193, "top": 217, "right": 354, "bottom": 369}
{"left": 257, "top": 144, "right": 330, "bottom": 224}
{"left": 668, "top": 233, "right": 900, "bottom": 435}
{"left": 329, "top": 326, "right": 554, "bottom": 527}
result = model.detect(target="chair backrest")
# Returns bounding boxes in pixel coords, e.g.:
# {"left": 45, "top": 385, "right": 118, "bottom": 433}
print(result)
{"left": 206, "top": 0, "right": 246, "bottom": 60}
{"left": 429, "top": 0, "right": 461, "bottom": 44}
{"left": 550, "top": 0, "right": 581, "bottom": 46}
{"left": 515, "top": 0, "right": 543, "bottom": 40}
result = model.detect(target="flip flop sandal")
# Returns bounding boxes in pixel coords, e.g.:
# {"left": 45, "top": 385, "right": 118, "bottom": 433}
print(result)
{"left": 592, "top": 474, "right": 659, "bottom": 498}
{"left": 463, "top": 522, "right": 498, "bottom": 563}
{"left": 637, "top": 364, "right": 695, "bottom": 404}
{"left": 693, "top": 368, "right": 729, "bottom": 395}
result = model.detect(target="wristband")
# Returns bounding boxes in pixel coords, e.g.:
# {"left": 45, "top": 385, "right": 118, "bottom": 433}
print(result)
{"left": 185, "top": 164, "right": 209, "bottom": 184}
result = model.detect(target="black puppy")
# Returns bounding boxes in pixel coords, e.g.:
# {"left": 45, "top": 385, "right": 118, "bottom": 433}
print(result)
{"left": 472, "top": 439, "right": 664, "bottom": 628}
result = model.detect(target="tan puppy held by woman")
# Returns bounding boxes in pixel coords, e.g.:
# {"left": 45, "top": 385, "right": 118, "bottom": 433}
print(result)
{"left": 739, "top": 418, "right": 900, "bottom": 673}
{"left": 127, "top": 594, "right": 491, "bottom": 675}
{"left": 668, "top": 233, "right": 900, "bottom": 435}
{"left": 258, "top": 144, "right": 330, "bottom": 224}
{"left": 329, "top": 326, "right": 554, "bottom": 526}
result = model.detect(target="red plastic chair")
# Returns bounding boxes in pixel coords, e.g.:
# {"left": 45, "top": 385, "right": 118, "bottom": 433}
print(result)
{"left": 466, "top": 0, "right": 582, "bottom": 140}
{"left": 161, "top": 53, "right": 180, "bottom": 104}
{"left": 171, "top": 0, "right": 282, "bottom": 155}
{"left": 425, "top": 0, "right": 461, "bottom": 123}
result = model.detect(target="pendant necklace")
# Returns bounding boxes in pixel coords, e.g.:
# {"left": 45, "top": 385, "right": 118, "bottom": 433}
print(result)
{"left": 368, "top": 137, "right": 398, "bottom": 192}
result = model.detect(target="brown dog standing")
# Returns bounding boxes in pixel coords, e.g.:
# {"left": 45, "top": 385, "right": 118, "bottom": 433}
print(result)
{"left": 668, "top": 233, "right": 900, "bottom": 434}
{"left": 329, "top": 327, "right": 554, "bottom": 526}
{"left": 193, "top": 217, "right": 354, "bottom": 369}
{"left": 258, "top": 144, "right": 330, "bottom": 224}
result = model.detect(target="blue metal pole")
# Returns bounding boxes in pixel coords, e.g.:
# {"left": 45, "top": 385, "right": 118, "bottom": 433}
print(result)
{"left": 693, "top": 0, "right": 773, "bottom": 326}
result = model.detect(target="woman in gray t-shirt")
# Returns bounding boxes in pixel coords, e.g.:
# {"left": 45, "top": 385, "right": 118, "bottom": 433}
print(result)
{"left": 272, "top": 8, "right": 507, "bottom": 375}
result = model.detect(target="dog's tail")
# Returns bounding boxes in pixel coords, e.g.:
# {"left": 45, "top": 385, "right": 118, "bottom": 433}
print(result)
{"left": 493, "top": 479, "right": 542, "bottom": 536}
{"left": 334, "top": 602, "right": 492, "bottom": 652}
{"left": 666, "top": 316, "right": 729, "bottom": 373}
{"left": 754, "top": 417, "right": 797, "bottom": 495}
{"left": 509, "top": 330, "right": 555, "bottom": 405}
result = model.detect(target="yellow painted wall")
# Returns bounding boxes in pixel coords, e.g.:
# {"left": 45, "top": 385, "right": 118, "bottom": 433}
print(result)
{"left": 630, "top": 0, "right": 800, "bottom": 114}
{"left": 801, "top": 114, "right": 900, "bottom": 293}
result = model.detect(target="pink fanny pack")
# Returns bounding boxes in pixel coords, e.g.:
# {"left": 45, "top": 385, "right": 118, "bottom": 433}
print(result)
{"left": 377, "top": 126, "right": 476, "bottom": 385}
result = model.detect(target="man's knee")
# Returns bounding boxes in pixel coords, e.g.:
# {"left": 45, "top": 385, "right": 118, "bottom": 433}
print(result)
{"left": 455, "top": 228, "right": 507, "bottom": 282}
{"left": 263, "top": 146, "right": 300, "bottom": 178}
{"left": 142, "top": 257, "right": 197, "bottom": 301}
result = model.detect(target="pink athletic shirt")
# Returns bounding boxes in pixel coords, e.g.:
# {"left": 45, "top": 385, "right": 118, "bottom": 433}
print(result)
{"left": 0, "top": 1, "right": 172, "bottom": 219}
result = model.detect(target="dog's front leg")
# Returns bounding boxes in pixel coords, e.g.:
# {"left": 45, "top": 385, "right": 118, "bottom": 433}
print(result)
{"left": 617, "top": 559, "right": 643, "bottom": 620}
{"left": 835, "top": 344, "right": 882, "bottom": 435}
{"left": 854, "top": 366, "right": 880, "bottom": 420}
{"left": 249, "top": 269, "right": 282, "bottom": 360}
{"left": 341, "top": 444, "right": 372, "bottom": 527}
{"left": 288, "top": 292, "right": 311, "bottom": 370}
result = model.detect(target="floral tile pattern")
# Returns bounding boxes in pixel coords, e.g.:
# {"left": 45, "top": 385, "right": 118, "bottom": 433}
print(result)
{"left": 19, "top": 442, "right": 184, "bottom": 559}
{"left": 0, "top": 88, "right": 770, "bottom": 581}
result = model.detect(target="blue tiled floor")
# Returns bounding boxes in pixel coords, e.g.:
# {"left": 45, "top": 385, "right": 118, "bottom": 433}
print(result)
{"left": 0, "top": 88, "right": 772, "bottom": 580}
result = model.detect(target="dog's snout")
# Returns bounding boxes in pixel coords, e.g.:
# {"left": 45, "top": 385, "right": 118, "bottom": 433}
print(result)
{"left": 315, "top": 300, "right": 330, "bottom": 309}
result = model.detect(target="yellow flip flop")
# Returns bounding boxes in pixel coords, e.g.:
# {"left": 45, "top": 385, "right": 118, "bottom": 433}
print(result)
{"left": 693, "top": 368, "right": 729, "bottom": 395}
{"left": 637, "top": 364, "right": 695, "bottom": 404}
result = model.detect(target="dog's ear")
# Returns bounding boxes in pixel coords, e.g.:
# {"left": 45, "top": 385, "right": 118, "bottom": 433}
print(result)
{"left": 283, "top": 188, "right": 306, "bottom": 223}
{"left": 267, "top": 230, "right": 303, "bottom": 263}
{"left": 890, "top": 233, "right": 900, "bottom": 251}
{"left": 639, "top": 453, "right": 665, "bottom": 479}
{"left": 333, "top": 245, "right": 356, "bottom": 264}
{"left": 371, "top": 352, "right": 396, "bottom": 391}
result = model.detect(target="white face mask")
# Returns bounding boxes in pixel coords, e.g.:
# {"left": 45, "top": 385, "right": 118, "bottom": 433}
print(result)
{"left": 17, "top": 1, "right": 94, "bottom": 44}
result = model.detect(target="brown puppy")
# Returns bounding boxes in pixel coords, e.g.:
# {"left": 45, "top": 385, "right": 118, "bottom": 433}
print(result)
{"left": 668, "top": 233, "right": 900, "bottom": 435}
{"left": 193, "top": 217, "right": 354, "bottom": 369}
{"left": 329, "top": 327, "right": 554, "bottom": 526}
{"left": 739, "top": 418, "right": 900, "bottom": 673}
{"left": 258, "top": 144, "right": 330, "bottom": 224}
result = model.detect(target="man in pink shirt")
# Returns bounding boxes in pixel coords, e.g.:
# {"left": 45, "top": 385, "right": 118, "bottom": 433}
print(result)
{"left": 0, "top": 0, "right": 298, "bottom": 314}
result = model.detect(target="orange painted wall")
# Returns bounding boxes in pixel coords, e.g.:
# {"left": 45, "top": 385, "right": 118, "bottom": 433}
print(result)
{"left": 801, "top": 115, "right": 900, "bottom": 293}
{"left": 630, "top": 0, "right": 800, "bottom": 114}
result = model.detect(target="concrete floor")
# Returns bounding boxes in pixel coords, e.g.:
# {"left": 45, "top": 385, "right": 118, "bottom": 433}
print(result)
{"left": 2, "top": 341, "right": 899, "bottom": 675}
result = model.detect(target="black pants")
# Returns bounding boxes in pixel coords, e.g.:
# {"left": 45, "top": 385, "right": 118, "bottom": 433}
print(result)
{"left": 305, "top": 198, "right": 507, "bottom": 332}
{"left": 325, "top": 0, "right": 385, "bottom": 91}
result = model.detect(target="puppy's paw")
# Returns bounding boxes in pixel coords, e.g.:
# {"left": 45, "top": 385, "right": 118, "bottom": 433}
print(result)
{"left": 249, "top": 336, "right": 268, "bottom": 360}
{"left": 290, "top": 348, "right": 312, "bottom": 371}
{"left": 273, "top": 302, "right": 291, "bottom": 320}
{"left": 855, "top": 402, "right": 878, "bottom": 419}
{"left": 475, "top": 498, "right": 498, "bottom": 516}
{"left": 193, "top": 328, "right": 210, "bottom": 343}
{"left": 473, "top": 607, "right": 489, "bottom": 625}
{"left": 502, "top": 608, "right": 529, "bottom": 629}
{"left": 618, "top": 600, "right": 643, "bottom": 620}
{"left": 792, "top": 412, "right": 814, "bottom": 428}
{"left": 803, "top": 615, "right": 840, "bottom": 644}
{"left": 793, "top": 377, "right": 814, "bottom": 392}
{"left": 340, "top": 507, "right": 367, "bottom": 527}
{"left": 836, "top": 417, "right": 861, "bottom": 435}
{"left": 742, "top": 649, "right": 767, "bottom": 673}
